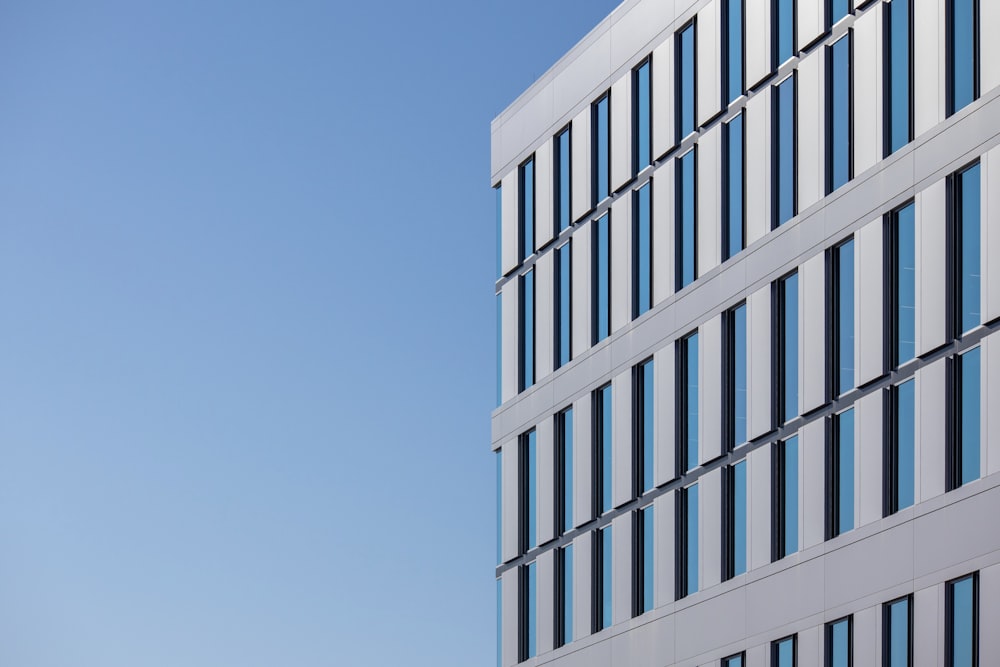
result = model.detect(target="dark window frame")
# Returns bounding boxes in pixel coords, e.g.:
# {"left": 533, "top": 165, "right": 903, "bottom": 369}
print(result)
{"left": 591, "top": 212, "right": 611, "bottom": 345}
{"left": 881, "top": 594, "right": 914, "bottom": 667}
{"left": 825, "top": 30, "right": 854, "bottom": 195}
{"left": 675, "top": 19, "right": 699, "bottom": 142}
{"left": 945, "top": 0, "right": 980, "bottom": 117}
{"left": 771, "top": 0, "right": 798, "bottom": 71}
{"left": 593, "top": 384, "right": 612, "bottom": 517}
{"left": 772, "top": 72, "right": 798, "bottom": 230}
{"left": 554, "top": 124, "right": 573, "bottom": 234}
{"left": 518, "top": 156, "right": 535, "bottom": 264}
{"left": 948, "top": 161, "right": 982, "bottom": 340}
{"left": 632, "top": 357, "right": 655, "bottom": 498}
{"left": 592, "top": 92, "right": 611, "bottom": 207}
{"left": 632, "top": 57, "right": 653, "bottom": 175}
{"left": 827, "top": 237, "right": 855, "bottom": 399}
{"left": 721, "top": 0, "right": 746, "bottom": 107}
{"left": 824, "top": 615, "right": 854, "bottom": 667}
{"left": 771, "top": 634, "right": 798, "bottom": 667}
{"left": 723, "top": 301, "right": 748, "bottom": 451}
{"left": 675, "top": 146, "right": 699, "bottom": 291}
{"left": 882, "top": 0, "right": 914, "bottom": 157}
{"left": 722, "top": 112, "right": 747, "bottom": 262}
{"left": 676, "top": 330, "right": 699, "bottom": 476}
{"left": 884, "top": 200, "right": 916, "bottom": 371}
{"left": 555, "top": 406, "right": 572, "bottom": 536}
{"left": 518, "top": 269, "right": 535, "bottom": 392}
{"left": 675, "top": 484, "right": 697, "bottom": 600}
{"left": 632, "top": 182, "right": 654, "bottom": 319}
{"left": 773, "top": 270, "right": 798, "bottom": 426}
{"left": 944, "top": 572, "right": 980, "bottom": 667}
{"left": 554, "top": 546, "right": 570, "bottom": 648}
{"left": 554, "top": 240, "right": 573, "bottom": 370}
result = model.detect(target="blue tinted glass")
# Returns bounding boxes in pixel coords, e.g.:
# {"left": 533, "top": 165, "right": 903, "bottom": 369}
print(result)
{"left": 557, "top": 128, "right": 572, "bottom": 231}
{"left": 896, "top": 203, "right": 916, "bottom": 365}
{"left": 643, "top": 506, "right": 654, "bottom": 611}
{"left": 776, "top": 0, "right": 795, "bottom": 64}
{"left": 785, "top": 436, "right": 799, "bottom": 555}
{"left": 642, "top": 360, "right": 655, "bottom": 493}
{"left": 602, "top": 527, "right": 613, "bottom": 629}
{"left": 496, "top": 185, "right": 502, "bottom": 278}
{"left": 496, "top": 451, "right": 502, "bottom": 563}
{"left": 949, "top": 0, "right": 977, "bottom": 114}
{"left": 783, "top": 273, "right": 799, "bottom": 421}
{"left": 725, "top": 0, "right": 744, "bottom": 104}
{"left": 725, "top": 114, "right": 745, "bottom": 260}
{"left": 636, "top": 62, "right": 651, "bottom": 171}
{"left": 678, "top": 149, "right": 697, "bottom": 288}
{"left": 959, "top": 164, "right": 981, "bottom": 333}
{"left": 687, "top": 484, "right": 699, "bottom": 595}
{"left": 897, "top": 380, "right": 915, "bottom": 510}
{"left": 564, "top": 545, "right": 574, "bottom": 643}
{"left": 497, "top": 579, "right": 502, "bottom": 667}
{"left": 557, "top": 242, "right": 572, "bottom": 368}
{"left": 527, "top": 562, "right": 537, "bottom": 657}
{"left": 596, "top": 96, "right": 610, "bottom": 203}
{"left": 636, "top": 183, "right": 652, "bottom": 317}
{"left": 687, "top": 333, "right": 700, "bottom": 472}
{"left": 521, "top": 270, "right": 534, "bottom": 390}
{"left": 887, "top": 0, "right": 912, "bottom": 154}
{"left": 734, "top": 460, "right": 747, "bottom": 575}
{"left": 830, "top": 619, "right": 849, "bottom": 667}
{"left": 960, "top": 348, "right": 981, "bottom": 485}
{"left": 888, "top": 598, "right": 910, "bottom": 667}
{"left": 830, "top": 0, "right": 849, "bottom": 25}
{"left": 563, "top": 408, "right": 574, "bottom": 532}
{"left": 837, "top": 409, "right": 855, "bottom": 535}
{"left": 678, "top": 24, "right": 696, "bottom": 140}
{"left": 601, "top": 385, "right": 613, "bottom": 513}
{"left": 526, "top": 430, "right": 537, "bottom": 549}
{"left": 829, "top": 35, "right": 851, "bottom": 192}
{"left": 723, "top": 656, "right": 744, "bottom": 667}
{"left": 837, "top": 239, "right": 855, "bottom": 394}
{"left": 775, "top": 638, "right": 795, "bottom": 667}
{"left": 776, "top": 76, "right": 796, "bottom": 226}
{"left": 950, "top": 576, "right": 975, "bottom": 667}
{"left": 496, "top": 294, "right": 502, "bottom": 407}
{"left": 734, "top": 304, "right": 748, "bottom": 445}
{"left": 521, "top": 159, "right": 534, "bottom": 261}
{"left": 596, "top": 214, "right": 610, "bottom": 342}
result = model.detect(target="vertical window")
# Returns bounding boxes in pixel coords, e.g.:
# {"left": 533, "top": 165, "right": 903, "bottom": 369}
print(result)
{"left": 946, "top": 573, "right": 978, "bottom": 667}
{"left": 555, "top": 126, "right": 572, "bottom": 232}
{"left": 774, "top": 0, "right": 796, "bottom": 67}
{"left": 885, "top": 0, "right": 913, "bottom": 156}
{"left": 828, "top": 409, "right": 855, "bottom": 539}
{"left": 634, "top": 359, "right": 655, "bottom": 495}
{"left": 723, "top": 653, "right": 746, "bottom": 667}
{"left": 825, "top": 616, "right": 852, "bottom": 667}
{"left": 634, "top": 60, "right": 652, "bottom": 173}
{"left": 593, "top": 526, "right": 613, "bottom": 632}
{"left": 557, "top": 407, "right": 574, "bottom": 534}
{"left": 497, "top": 450, "right": 503, "bottom": 564}
{"left": 555, "top": 545, "right": 574, "bottom": 648}
{"left": 888, "top": 202, "right": 916, "bottom": 367}
{"left": 555, "top": 241, "right": 572, "bottom": 369}
{"left": 773, "top": 436, "right": 799, "bottom": 560}
{"left": 593, "top": 93, "right": 610, "bottom": 204}
{"left": 886, "top": 379, "right": 915, "bottom": 515}
{"left": 723, "top": 0, "right": 745, "bottom": 106}
{"left": 676, "top": 484, "right": 699, "bottom": 599}
{"left": 519, "top": 157, "right": 534, "bottom": 263}
{"left": 496, "top": 184, "right": 503, "bottom": 278}
{"left": 774, "top": 74, "right": 797, "bottom": 228}
{"left": 828, "top": 0, "right": 850, "bottom": 27}
{"left": 594, "top": 384, "right": 613, "bottom": 515}
{"left": 497, "top": 293, "right": 502, "bottom": 407}
{"left": 776, "top": 272, "right": 799, "bottom": 424}
{"left": 883, "top": 596, "right": 912, "bottom": 667}
{"left": 949, "top": 347, "right": 981, "bottom": 490}
{"left": 772, "top": 636, "right": 797, "bottom": 667}
{"left": 725, "top": 303, "right": 748, "bottom": 450}
{"left": 678, "top": 331, "right": 700, "bottom": 474}
{"left": 827, "top": 33, "right": 852, "bottom": 194}
{"left": 723, "top": 113, "right": 745, "bottom": 261}
{"left": 519, "top": 269, "right": 535, "bottom": 392}
{"left": 634, "top": 183, "right": 653, "bottom": 318}
{"left": 724, "top": 460, "right": 748, "bottom": 580}
{"left": 520, "top": 430, "right": 537, "bottom": 552}
{"left": 947, "top": 0, "right": 979, "bottom": 117}
{"left": 676, "top": 148, "right": 698, "bottom": 289}
{"left": 676, "top": 22, "right": 697, "bottom": 141}
{"left": 519, "top": 562, "right": 537, "bottom": 661}
{"left": 953, "top": 163, "right": 981, "bottom": 337}
{"left": 634, "top": 505, "right": 654, "bottom": 615}
{"left": 497, "top": 578, "right": 502, "bottom": 667}
{"left": 832, "top": 238, "right": 855, "bottom": 396}
{"left": 593, "top": 213, "right": 611, "bottom": 343}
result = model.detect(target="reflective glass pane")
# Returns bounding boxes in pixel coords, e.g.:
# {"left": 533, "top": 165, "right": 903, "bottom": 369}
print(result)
{"left": 830, "top": 0, "right": 849, "bottom": 25}
{"left": 950, "top": 576, "right": 975, "bottom": 667}
{"left": 837, "top": 239, "right": 855, "bottom": 394}
{"left": 557, "top": 128, "right": 572, "bottom": 231}
{"left": 641, "top": 360, "right": 655, "bottom": 493}
{"left": 686, "top": 333, "right": 700, "bottom": 472}
{"left": 725, "top": 0, "right": 744, "bottom": 104}
{"left": 829, "top": 618, "right": 850, "bottom": 667}
{"left": 960, "top": 348, "right": 981, "bottom": 486}
{"left": 782, "top": 273, "right": 799, "bottom": 421}
{"left": 564, "top": 545, "right": 574, "bottom": 643}
{"left": 496, "top": 293, "right": 502, "bottom": 407}
{"left": 774, "top": 637, "right": 795, "bottom": 667}
{"left": 526, "top": 430, "right": 537, "bottom": 550}
{"left": 596, "top": 96, "right": 610, "bottom": 202}
{"left": 521, "top": 159, "right": 534, "bottom": 261}
{"left": 527, "top": 563, "right": 537, "bottom": 657}
{"left": 596, "top": 214, "right": 610, "bottom": 342}
{"left": 496, "top": 451, "right": 502, "bottom": 564}
{"left": 556, "top": 242, "right": 572, "bottom": 368}
{"left": 636, "top": 62, "right": 651, "bottom": 171}
{"left": 959, "top": 164, "right": 981, "bottom": 334}
{"left": 602, "top": 527, "right": 613, "bottom": 629}
{"left": 636, "top": 183, "right": 652, "bottom": 317}
{"left": 785, "top": 437, "right": 799, "bottom": 555}
{"left": 887, "top": 598, "right": 910, "bottom": 667}
{"left": 733, "top": 304, "right": 748, "bottom": 446}
{"left": 642, "top": 506, "right": 654, "bottom": 612}
{"left": 837, "top": 409, "right": 855, "bottom": 535}
{"left": 600, "top": 385, "right": 613, "bottom": 513}
{"left": 496, "top": 185, "right": 502, "bottom": 278}
{"left": 734, "top": 460, "right": 748, "bottom": 576}
{"left": 678, "top": 24, "right": 696, "bottom": 139}
{"left": 896, "top": 379, "right": 915, "bottom": 510}
{"left": 829, "top": 35, "right": 851, "bottom": 192}
{"left": 896, "top": 203, "right": 916, "bottom": 365}
{"left": 887, "top": 0, "right": 912, "bottom": 154}
{"left": 776, "top": 76, "right": 796, "bottom": 226}
{"left": 497, "top": 579, "right": 502, "bottom": 667}
{"left": 723, "top": 655, "right": 744, "bottom": 667}
{"left": 521, "top": 270, "right": 534, "bottom": 390}
{"left": 678, "top": 149, "right": 697, "bottom": 288}
{"left": 776, "top": 0, "right": 795, "bottom": 64}
{"left": 686, "top": 485, "right": 699, "bottom": 595}
{"left": 725, "top": 114, "right": 745, "bottom": 261}
{"left": 562, "top": 408, "right": 574, "bottom": 532}
{"left": 949, "top": 0, "right": 977, "bottom": 114}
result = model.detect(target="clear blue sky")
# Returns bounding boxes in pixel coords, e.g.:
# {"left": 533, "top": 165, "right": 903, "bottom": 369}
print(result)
{"left": 0, "top": 1, "right": 619, "bottom": 665}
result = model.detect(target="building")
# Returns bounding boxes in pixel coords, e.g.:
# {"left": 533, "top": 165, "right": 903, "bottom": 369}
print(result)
{"left": 491, "top": 0, "right": 1000, "bottom": 665}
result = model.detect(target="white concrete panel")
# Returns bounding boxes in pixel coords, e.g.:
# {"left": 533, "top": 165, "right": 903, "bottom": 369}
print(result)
{"left": 912, "top": 585, "right": 942, "bottom": 667}
{"left": 655, "top": 491, "right": 676, "bottom": 607}
{"left": 655, "top": 342, "right": 677, "bottom": 485}
{"left": 700, "top": 315, "right": 723, "bottom": 464}
{"left": 502, "top": 439, "right": 520, "bottom": 563}
{"left": 749, "top": 445, "right": 772, "bottom": 571}
{"left": 502, "top": 568, "right": 519, "bottom": 667}
{"left": 652, "top": 37, "right": 676, "bottom": 159}
{"left": 653, "top": 164, "right": 676, "bottom": 306}
{"left": 537, "top": 416, "right": 555, "bottom": 546}
{"left": 797, "top": 47, "right": 824, "bottom": 213}
{"left": 801, "top": 420, "right": 826, "bottom": 550}
{"left": 916, "top": 180, "right": 948, "bottom": 356}
{"left": 916, "top": 359, "right": 947, "bottom": 503}
{"left": 612, "top": 513, "right": 632, "bottom": 625}
{"left": 745, "top": 0, "right": 772, "bottom": 88}
{"left": 853, "top": 5, "right": 882, "bottom": 177}
{"left": 501, "top": 280, "right": 520, "bottom": 403}
{"left": 981, "top": 563, "right": 1000, "bottom": 665}
{"left": 797, "top": 0, "right": 823, "bottom": 50}
{"left": 574, "top": 397, "right": 593, "bottom": 528}
{"left": 501, "top": 170, "right": 519, "bottom": 276}
{"left": 746, "top": 645, "right": 768, "bottom": 667}
{"left": 856, "top": 216, "right": 885, "bottom": 384}
{"left": 798, "top": 625, "right": 822, "bottom": 667}
{"left": 913, "top": 0, "right": 945, "bottom": 137}
{"left": 700, "top": 467, "right": 722, "bottom": 590}
{"left": 537, "top": 549, "right": 555, "bottom": 655}
{"left": 981, "top": 338, "right": 990, "bottom": 479}
{"left": 571, "top": 106, "right": 593, "bottom": 222}
{"left": 697, "top": 124, "right": 721, "bottom": 277}
{"left": 984, "top": 148, "right": 1000, "bottom": 323}
{"left": 613, "top": 369, "right": 633, "bottom": 509}
{"left": 535, "top": 252, "right": 555, "bottom": 382}
{"left": 983, "top": 0, "right": 1000, "bottom": 96}
{"left": 573, "top": 531, "right": 593, "bottom": 643}
{"left": 697, "top": 0, "right": 721, "bottom": 127}
{"left": 854, "top": 606, "right": 878, "bottom": 667}
{"left": 748, "top": 285, "right": 773, "bottom": 439}
{"left": 611, "top": 75, "right": 633, "bottom": 193}
{"left": 572, "top": 224, "right": 593, "bottom": 359}
{"left": 800, "top": 252, "right": 826, "bottom": 414}
{"left": 987, "top": 334, "right": 1000, "bottom": 476}
{"left": 611, "top": 196, "right": 632, "bottom": 334}
{"left": 856, "top": 390, "right": 884, "bottom": 528}
{"left": 745, "top": 88, "right": 772, "bottom": 246}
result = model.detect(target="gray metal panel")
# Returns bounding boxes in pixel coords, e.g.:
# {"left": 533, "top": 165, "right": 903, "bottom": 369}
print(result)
{"left": 981, "top": 338, "right": 991, "bottom": 478}
{"left": 613, "top": 369, "right": 633, "bottom": 509}
{"left": 985, "top": 148, "right": 1000, "bottom": 323}
{"left": 611, "top": 195, "right": 631, "bottom": 334}
{"left": 572, "top": 531, "right": 593, "bottom": 644}
{"left": 800, "top": 252, "right": 827, "bottom": 414}
{"left": 501, "top": 170, "right": 519, "bottom": 276}
{"left": 746, "top": 645, "right": 768, "bottom": 667}
{"left": 797, "top": 0, "right": 823, "bottom": 50}
{"left": 748, "top": 284, "right": 772, "bottom": 439}
{"left": 824, "top": 520, "right": 914, "bottom": 610}
{"left": 697, "top": 0, "right": 721, "bottom": 128}
{"left": 574, "top": 395, "right": 594, "bottom": 528}
{"left": 916, "top": 359, "right": 947, "bottom": 503}
{"left": 855, "top": 390, "right": 883, "bottom": 528}
{"left": 745, "top": 0, "right": 771, "bottom": 89}
{"left": 981, "top": 563, "right": 1000, "bottom": 665}
{"left": 697, "top": 124, "right": 721, "bottom": 278}
{"left": 610, "top": 614, "right": 676, "bottom": 667}
{"left": 984, "top": 0, "right": 1000, "bottom": 97}
{"left": 700, "top": 467, "right": 722, "bottom": 590}
{"left": 913, "top": 0, "right": 945, "bottom": 137}
{"left": 797, "top": 47, "right": 824, "bottom": 214}
{"left": 916, "top": 180, "right": 948, "bottom": 356}
{"left": 801, "top": 420, "right": 825, "bottom": 550}
{"left": 856, "top": 216, "right": 884, "bottom": 385}
{"left": 572, "top": 106, "right": 593, "bottom": 222}
{"left": 654, "top": 491, "right": 676, "bottom": 607}
{"left": 501, "top": 279, "right": 520, "bottom": 404}
{"left": 551, "top": 31, "right": 612, "bottom": 127}
{"left": 745, "top": 86, "right": 772, "bottom": 247}
{"left": 537, "top": 548, "right": 555, "bottom": 655}
{"left": 988, "top": 334, "right": 1000, "bottom": 476}
{"left": 611, "top": 75, "right": 632, "bottom": 194}
{"left": 502, "top": 438, "right": 520, "bottom": 563}
{"left": 535, "top": 252, "right": 555, "bottom": 382}
{"left": 535, "top": 138, "right": 554, "bottom": 251}
{"left": 797, "top": 625, "right": 822, "bottom": 667}
{"left": 913, "top": 482, "right": 1000, "bottom": 579}
{"left": 655, "top": 342, "right": 677, "bottom": 486}
{"left": 746, "top": 555, "right": 826, "bottom": 636}
{"left": 652, "top": 37, "right": 676, "bottom": 159}
{"left": 700, "top": 315, "right": 723, "bottom": 463}
{"left": 853, "top": 5, "right": 882, "bottom": 177}
{"left": 612, "top": 513, "right": 632, "bottom": 625}
{"left": 572, "top": 221, "right": 593, "bottom": 360}
{"left": 537, "top": 416, "right": 555, "bottom": 546}
{"left": 749, "top": 445, "right": 772, "bottom": 571}
{"left": 502, "top": 568, "right": 519, "bottom": 667}
{"left": 675, "top": 581, "right": 747, "bottom": 661}
{"left": 653, "top": 163, "right": 675, "bottom": 306}
{"left": 912, "top": 585, "right": 942, "bottom": 667}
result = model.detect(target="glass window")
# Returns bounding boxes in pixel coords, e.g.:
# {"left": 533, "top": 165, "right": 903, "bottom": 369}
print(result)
{"left": 635, "top": 505, "right": 654, "bottom": 615}
{"left": 677, "top": 148, "right": 697, "bottom": 289}
{"left": 497, "top": 293, "right": 502, "bottom": 407}
{"left": 723, "top": 653, "right": 745, "bottom": 667}
{"left": 634, "top": 183, "right": 653, "bottom": 318}
{"left": 555, "top": 241, "right": 572, "bottom": 369}
{"left": 778, "top": 272, "right": 799, "bottom": 424}
{"left": 677, "top": 483, "right": 699, "bottom": 599}
{"left": 947, "top": 0, "right": 979, "bottom": 116}
{"left": 827, "top": 34, "right": 852, "bottom": 194}
{"left": 521, "top": 430, "right": 537, "bottom": 552}
{"left": 497, "top": 579, "right": 502, "bottom": 667}
{"left": 889, "top": 202, "right": 916, "bottom": 367}
{"left": 594, "top": 93, "right": 610, "bottom": 204}
{"left": 636, "top": 359, "right": 655, "bottom": 495}
{"left": 519, "top": 269, "right": 535, "bottom": 392}
{"left": 557, "top": 407, "right": 574, "bottom": 534}
{"left": 723, "top": 113, "right": 745, "bottom": 261}
{"left": 886, "top": 0, "right": 913, "bottom": 156}
{"left": 723, "top": 0, "right": 745, "bottom": 105}
{"left": 888, "top": 379, "right": 916, "bottom": 514}
{"left": 774, "top": 74, "right": 797, "bottom": 227}
{"left": 954, "top": 163, "right": 981, "bottom": 336}
{"left": 519, "top": 157, "right": 534, "bottom": 263}
{"left": 883, "top": 596, "right": 911, "bottom": 667}
{"left": 775, "top": 0, "right": 796, "bottom": 67}
{"left": 595, "top": 384, "right": 613, "bottom": 515}
{"left": 496, "top": 184, "right": 503, "bottom": 278}
{"left": 774, "top": 436, "right": 799, "bottom": 560}
{"left": 829, "top": 0, "right": 850, "bottom": 26}
{"left": 556, "top": 545, "right": 574, "bottom": 647}
{"left": 726, "top": 303, "right": 748, "bottom": 449}
{"left": 832, "top": 238, "right": 855, "bottom": 395}
{"left": 950, "top": 347, "right": 981, "bottom": 490}
{"left": 555, "top": 126, "right": 572, "bottom": 232}
{"left": 725, "top": 460, "right": 748, "bottom": 580}
{"left": 946, "top": 573, "right": 978, "bottom": 667}
{"left": 677, "top": 22, "right": 697, "bottom": 141}
{"left": 678, "top": 331, "right": 700, "bottom": 474}
{"left": 825, "top": 617, "right": 851, "bottom": 667}
{"left": 496, "top": 450, "right": 502, "bottom": 564}
{"left": 594, "top": 213, "right": 611, "bottom": 343}
{"left": 773, "top": 636, "right": 797, "bottom": 667}
{"left": 519, "top": 562, "right": 537, "bottom": 661}
{"left": 594, "top": 526, "right": 613, "bottom": 632}
{"left": 634, "top": 60, "right": 652, "bottom": 173}
{"left": 829, "top": 409, "right": 855, "bottom": 538}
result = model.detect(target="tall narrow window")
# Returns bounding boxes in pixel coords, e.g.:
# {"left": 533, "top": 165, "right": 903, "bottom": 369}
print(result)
{"left": 634, "top": 359, "right": 655, "bottom": 496}
{"left": 723, "top": 0, "right": 745, "bottom": 106}
{"left": 519, "top": 157, "right": 534, "bottom": 263}
{"left": 634, "top": 60, "right": 652, "bottom": 173}
{"left": 594, "top": 384, "right": 613, "bottom": 515}
{"left": 776, "top": 272, "right": 799, "bottom": 424}
{"left": 555, "top": 545, "right": 574, "bottom": 648}
{"left": 634, "top": 183, "right": 653, "bottom": 318}
{"left": 677, "top": 22, "right": 697, "bottom": 141}
{"left": 678, "top": 331, "right": 700, "bottom": 474}
{"left": 633, "top": 505, "right": 654, "bottom": 615}
{"left": 725, "top": 303, "right": 748, "bottom": 449}
{"left": 832, "top": 238, "right": 855, "bottom": 396}
{"left": 773, "top": 436, "right": 799, "bottom": 560}
{"left": 888, "top": 202, "right": 916, "bottom": 367}
{"left": 519, "top": 269, "right": 535, "bottom": 392}
{"left": 593, "top": 526, "right": 613, "bottom": 632}
{"left": 497, "top": 293, "right": 502, "bottom": 407}
{"left": 496, "top": 184, "right": 503, "bottom": 278}
{"left": 723, "top": 112, "right": 745, "bottom": 261}
{"left": 593, "top": 93, "right": 611, "bottom": 204}
{"left": 676, "top": 148, "right": 698, "bottom": 290}
{"left": 774, "top": 74, "right": 797, "bottom": 228}
{"left": 497, "top": 578, "right": 502, "bottom": 667}
{"left": 496, "top": 450, "right": 502, "bottom": 564}
{"left": 883, "top": 596, "right": 912, "bottom": 667}
{"left": 885, "top": 0, "right": 913, "bottom": 156}
{"left": 520, "top": 430, "right": 537, "bottom": 553}
{"left": 953, "top": 163, "right": 981, "bottom": 337}
{"left": 723, "top": 460, "right": 748, "bottom": 580}
{"left": 723, "top": 654, "right": 746, "bottom": 667}
{"left": 676, "top": 484, "right": 699, "bottom": 599}
{"left": 555, "top": 126, "right": 572, "bottom": 232}
{"left": 555, "top": 241, "right": 572, "bottom": 369}
{"left": 772, "top": 636, "right": 797, "bottom": 667}
{"left": 947, "top": 0, "right": 979, "bottom": 117}
{"left": 774, "top": 0, "right": 796, "bottom": 67}
{"left": 519, "top": 562, "right": 537, "bottom": 661}
{"left": 828, "top": 0, "right": 850, "bottom": 27}
{"left": 886, "top": 379, "right": 915, "bottom": 515}
{"left": 594, "top": 213, "right": 611, "bottom": 343}
{"left": 828, "top": 409, "right": 855, "bottom": 539}
{"left": 949, "top": 348, "right": 981, "bottom": 490}
{"left": 946, "top": 573, "right": 978, "bottom": 667}
{"left": 825, "top": 616, "right": 852, "bottom": 667}
{"left": 827, "top": 33, "right": 852, "bottom": 194}
{"left": 557, "top": 407, "right": 574, "bottom": 534}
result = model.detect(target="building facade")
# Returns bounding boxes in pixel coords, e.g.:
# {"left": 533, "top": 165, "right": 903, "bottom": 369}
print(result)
{"left": 491, "top": 0, "right": 1000, "bottom": 666}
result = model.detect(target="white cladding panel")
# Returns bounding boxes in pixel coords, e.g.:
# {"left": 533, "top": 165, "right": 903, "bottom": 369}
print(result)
{"left": 912, "top": 585, "right": 942, "bottom": 667}
{"left": 916, "top": 180, "right": 948, "bottom": 355}
{"left": 571, "top": 106, "right": 593, "bottom": 222}
{"left": 748, "top": 285, "right": 773, "bottom": 439}
{"left": 981, "top": 563, "right": 1000, "bottom": 665}
{"left": 854, "top": 607, "right": 879, "bottom": 667}
{"left": 745, "top": 88, "right": 772, "bottom": 246}
{"left": 655, "top": 342, "right": 677, "bottom": 486}
{"left": 801, "top": 420, "right": 825, "bottom": 550}
{"left": 501, "top": 170, "right": 519, "bottom": 276}
{"left": 857, "top": 216, "right": 885, "bottom": 385}
{"left": 652, "top": 37, "right": 676, "bottom": 159}
{"left": 653, "top": 164, "right": 676, "bottom": 305}
{"left": 535, "top": 252, "right": 555, "bottom": 383}
{"left": 535, "top": 139, "right": 554, "bottom": 252}
{"left": 611, "top": 75, "right": 633, "bottom": 194}
{"left": 913, "top": 0, "right": 945, "bottom": 136}
{"left": 853, "top": 5, "right": 882, "bottom": 177}
{"left": 611, "top": 196, "right": 632, "bottom": 334}
{"left": 697, "top": 124, "right": 721, "bottom": 277}
{"left": 572, "top": 223, "right": 593, "bottom": 359}
{"left": 697, "top": 0, "right": 722, "bottom": 127}
{"left": 612, "top": 513, "right": 632, "bottom": 624}
{"left": 749, "top": 445, "right": 772, "bottom": 570}
{"left": 537, "top": 416, "right": 555, "bottom": 545}
{"left": 700, "top": 467, "right": 723, "bottom": 590}
{"left": 856, "top": 389, "right": 884, "bottom": 527}
{"left": 501, "top": 280, "right": 520, "bottom": 403}
{"left": 655, "top": 491, "right": 676, "bottom": 606}
{"left": 797, "top": 0, "right": 824, "bottom": 49}
{"left": 537, "top": 549, "right": 555, "bottom": 654}
{"left": 797, "top": 48, "right": 824, "bottom": 213}
{"left": 502, "top": 568, "right": 519, "bottom": 667}
{"left": 916, "top": 359, "right": 947, "bottom": 503}
{"left": 572, "top": 531, "right": 593, "bottom": 643}
{"left": 700, "top": 315, "right": 723, "bottom": 464}
{"left": 612, "top": 369, "right": 633, "bottom": 509}
{"left": 745, "top": 0, "right": 772, "bottom": 88}
{"left": 574, "top": 396, "right": 594, "bottom": 528}
{"left": 984, "top": 0, "right": 1000, "bottom": 96}
{"left": 988, "top": 334, "right": 1000, "bottom": 476}
{"left": 800, "top": 252, "right": 826, "bottom": 414}
{"left": 985, "top": 148, "right": 1000, "bottom": 323}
